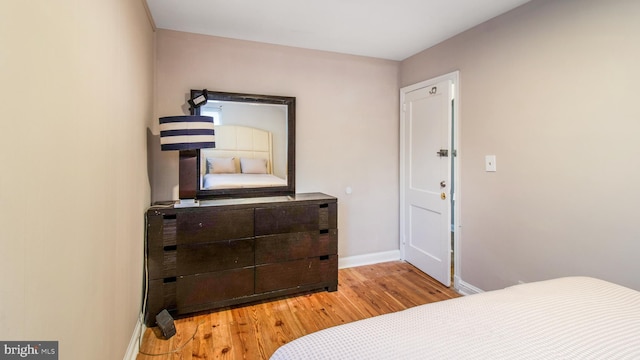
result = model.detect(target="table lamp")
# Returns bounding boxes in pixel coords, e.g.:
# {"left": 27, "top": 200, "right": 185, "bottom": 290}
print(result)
{"left": 159, "top": 114, "right": 214, "bottom": 207}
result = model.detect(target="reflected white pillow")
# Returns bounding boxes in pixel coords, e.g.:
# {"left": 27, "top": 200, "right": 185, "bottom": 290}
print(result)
{"left": 240, "top": 158, "right": 267, "bottom": 174}
{"left": 207, "top": 157, "right": 236, "bottom": 174}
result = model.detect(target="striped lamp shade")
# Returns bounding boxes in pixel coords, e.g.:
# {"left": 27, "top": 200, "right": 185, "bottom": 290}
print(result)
{"left": 159, "top": 115, "right": 215, "bottom": 151}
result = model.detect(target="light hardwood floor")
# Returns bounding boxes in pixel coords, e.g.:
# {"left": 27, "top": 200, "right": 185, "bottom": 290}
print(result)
{"left": 136, "top": 261, "right": 460, "bottom": 360}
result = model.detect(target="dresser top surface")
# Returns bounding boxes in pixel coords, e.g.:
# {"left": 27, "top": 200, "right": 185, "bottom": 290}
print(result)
{"left": 150, "top": 192, "right": 336, "bottom": 212}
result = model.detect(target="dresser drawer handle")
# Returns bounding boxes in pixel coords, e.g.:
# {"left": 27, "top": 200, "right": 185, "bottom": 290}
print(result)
{"left": 319, "top": 255, "right": 330, "bottom": 261}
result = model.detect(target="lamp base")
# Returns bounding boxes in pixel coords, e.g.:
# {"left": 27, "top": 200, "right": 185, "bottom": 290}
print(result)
{"left": 174, "top": 199, "right": 200, "bottom": 208}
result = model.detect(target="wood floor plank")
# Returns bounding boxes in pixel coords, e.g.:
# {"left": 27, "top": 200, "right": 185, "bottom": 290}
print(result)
{"left": 209, "top": 307, "right": 236, "bottom": 359}
{"left": 137, "top": 261, "right": 460, "bottom": 360}
{"left": 230, "top": 305, "right": 260, "bottom": 358}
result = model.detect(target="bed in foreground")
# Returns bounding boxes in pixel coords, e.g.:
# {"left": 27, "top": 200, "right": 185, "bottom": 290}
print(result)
{"left": 270, "top": 277, "right": 640, "bottom": 359}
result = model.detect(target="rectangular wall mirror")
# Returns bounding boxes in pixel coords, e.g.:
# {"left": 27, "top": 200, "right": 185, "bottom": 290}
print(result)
{"left": 190, "top": 90, "right": 296, "bottom": 199}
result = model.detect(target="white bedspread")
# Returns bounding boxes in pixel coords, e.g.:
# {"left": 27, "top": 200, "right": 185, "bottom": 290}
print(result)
{"left": 270, "top": 277, "right": 640, "bottom": 360}
{"left": 203, "top": 173, "right": 287, "bottom": 189}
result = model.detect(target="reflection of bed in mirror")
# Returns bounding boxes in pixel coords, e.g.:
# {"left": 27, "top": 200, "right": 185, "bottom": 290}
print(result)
{"left": 200, "top": 125, "right": 287, "bottom": 189}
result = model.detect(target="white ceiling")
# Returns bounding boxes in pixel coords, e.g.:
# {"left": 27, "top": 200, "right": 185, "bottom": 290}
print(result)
{"left": 146, "top": 0, "right": 531, "bottom": 61}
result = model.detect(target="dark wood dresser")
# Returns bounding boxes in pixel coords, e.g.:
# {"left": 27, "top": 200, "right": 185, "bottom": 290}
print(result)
{"left": 144, "top": 193, "right": 338, "bottom": 326}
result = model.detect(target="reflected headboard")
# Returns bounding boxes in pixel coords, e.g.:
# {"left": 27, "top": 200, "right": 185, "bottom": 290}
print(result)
{"left": 200, "top": 125, "right": 274, "bottom": 176}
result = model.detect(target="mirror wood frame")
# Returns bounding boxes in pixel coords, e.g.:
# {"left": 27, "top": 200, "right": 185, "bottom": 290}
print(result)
{"left": 185, "top": 89, "right": 296, "bottom": 199}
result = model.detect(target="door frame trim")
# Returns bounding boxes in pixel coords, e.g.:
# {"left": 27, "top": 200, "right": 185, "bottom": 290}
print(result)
{"left": 399, "top": 71, "right": 461, "bottom": 289}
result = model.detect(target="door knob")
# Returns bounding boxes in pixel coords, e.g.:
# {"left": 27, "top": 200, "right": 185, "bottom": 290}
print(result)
{"left": 440, "top": 181, "right": 446, "bottom": 188}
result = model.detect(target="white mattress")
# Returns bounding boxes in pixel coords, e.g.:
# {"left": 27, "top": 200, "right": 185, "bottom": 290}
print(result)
{"left": 202, "top": 173, "right": 287, "bottom": 189}
{"left": 270, "top": 277, "right": 640, "bottom": 360}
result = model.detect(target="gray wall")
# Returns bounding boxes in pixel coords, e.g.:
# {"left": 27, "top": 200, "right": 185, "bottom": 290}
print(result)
{"left": 401, "top": 0, "right": 640, "bottom": 291}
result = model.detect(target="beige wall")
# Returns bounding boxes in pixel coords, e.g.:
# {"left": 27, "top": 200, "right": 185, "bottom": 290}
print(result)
{"left": 401, "top": 0, "right": 640, "bottom": 291}
{"left": 153, "top": 30, "right": 400, "bottom": 258}
{"left": 0, "top": 0, "right": 154, "bottom": 358}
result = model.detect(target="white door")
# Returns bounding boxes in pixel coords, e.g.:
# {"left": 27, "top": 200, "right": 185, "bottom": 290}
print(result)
{"left": 400, "top": 74, "right": 456, "bottom": 286}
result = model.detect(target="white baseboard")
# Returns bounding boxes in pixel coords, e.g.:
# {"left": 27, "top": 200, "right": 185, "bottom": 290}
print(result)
{"left": 123, "top": 315, "right": 145, "bottom": 360}
{"left": 454, "top": 276, "right": 483, "bottom": 296}
{"left": 338, "top": 250, "right": 401, "bottom": 269}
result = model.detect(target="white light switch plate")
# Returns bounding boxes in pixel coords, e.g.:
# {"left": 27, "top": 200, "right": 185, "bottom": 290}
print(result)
{"left": 485, "top": 155, "right": 497, "bottom": 172}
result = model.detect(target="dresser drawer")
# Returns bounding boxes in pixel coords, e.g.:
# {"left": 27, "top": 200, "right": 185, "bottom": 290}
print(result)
{"left": 176, "top": 268, "right": 254, "bottom": 310}
{"left": 319, "top": 202, "right": 338, "bottom": 230}
{"left": 255, "top": 229, "right": 337, "bottom": 264}
{"left": 177, "top": 238, "right": 254, "bottom": 275}
{"left": 255, "top": 255, "right": 338, "bottom": 293}
{"left": 255, "top": 205, "right": 319, "bottom": 235}
{"left": 177, "top": 208, "right": 253, "bottom": 244}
